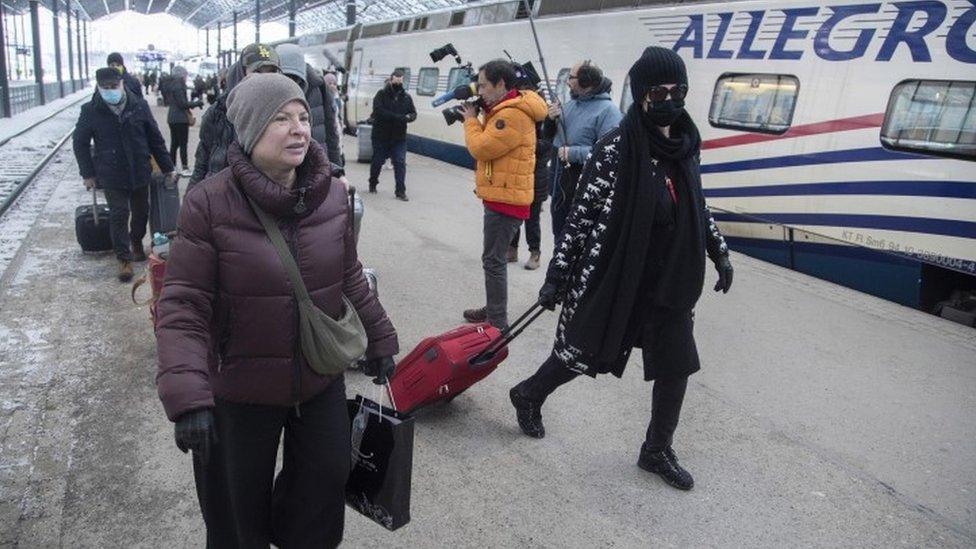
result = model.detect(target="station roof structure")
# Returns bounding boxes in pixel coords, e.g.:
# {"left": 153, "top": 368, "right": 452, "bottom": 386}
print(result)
{"left": 1, "top": 0, "right": 475, "bottom": 32}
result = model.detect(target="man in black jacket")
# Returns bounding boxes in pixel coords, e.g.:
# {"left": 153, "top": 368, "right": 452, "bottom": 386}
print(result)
{"left": 189, "top": 43, "right": 280, "bottom": 188}
{"left": 369, "top": 69, "right": 416, "bottom": 201}
{"left": 73, "top": 67, "right": 174, "bottom": 282}
{"left": 107, "top": 52, "right": 144, "bottom": 99}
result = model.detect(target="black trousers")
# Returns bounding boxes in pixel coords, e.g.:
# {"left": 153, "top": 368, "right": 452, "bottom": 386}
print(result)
{"left": 518, "top": 353, "right": 688, "bottom": 452}
{"left": 103, "top": 186, "right": 149, "bottom": 261}
{"left": 169, "top": 122, "right": 190, "bottom": 168}
{"left": 368, "top": 138, "right": 407, "bottom": 196}
{"left": 511, "top": 199, "right": 543, "bottom": 254}
{"left": 192, "top": 379, "right": 351, "bottom": 549}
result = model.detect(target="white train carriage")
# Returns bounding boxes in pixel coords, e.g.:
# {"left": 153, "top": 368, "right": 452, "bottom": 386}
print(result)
{"left": 294, "top": 0, "right": 976, "bottom": 315}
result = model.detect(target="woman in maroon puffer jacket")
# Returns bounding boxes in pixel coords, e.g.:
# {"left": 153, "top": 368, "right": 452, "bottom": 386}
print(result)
{"left": 156, "top": 73, "right": 398, "bottom": 548}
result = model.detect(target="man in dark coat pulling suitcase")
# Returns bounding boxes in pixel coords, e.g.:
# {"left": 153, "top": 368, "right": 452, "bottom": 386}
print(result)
{"left": 508, "top": 48, "right": 734, "bottom": 491}
{"left": 73, "top": 67, "right": 175, "bottom": 282}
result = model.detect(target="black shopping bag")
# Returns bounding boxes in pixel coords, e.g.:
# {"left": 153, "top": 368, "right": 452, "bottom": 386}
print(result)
{"left": 346, "top": 394, "right": 414, "bottom": 531}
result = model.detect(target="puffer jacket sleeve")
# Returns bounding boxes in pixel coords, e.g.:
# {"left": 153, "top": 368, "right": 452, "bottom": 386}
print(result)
{"left": 156, "top": 186, "right": 218, "bottom": 421}
{"left": 72, "top": 104, "right": 96, "bottom": 180}
{"left": 189, "top": 106, "right": 216, "bottom": 187}
{"left": 341, "top": 185, "right": 398, "bottom": 359}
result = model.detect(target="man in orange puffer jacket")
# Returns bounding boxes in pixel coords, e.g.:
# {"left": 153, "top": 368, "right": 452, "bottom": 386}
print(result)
{"left": 460, "top": 59, "right": 548, "bottom": 329}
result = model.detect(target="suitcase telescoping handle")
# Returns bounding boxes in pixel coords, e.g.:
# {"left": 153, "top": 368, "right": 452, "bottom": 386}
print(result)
{"left": 91, "top": 188, "right": 101, "bottom": 226}
{"left": 470, "top": 302, "right": 546, "bottom": 365}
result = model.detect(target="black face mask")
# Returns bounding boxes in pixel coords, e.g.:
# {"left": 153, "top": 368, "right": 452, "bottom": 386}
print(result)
{"left": 643, "top": 100, "right": 684, "bottom": 127}
{"left": 391, "top": 82, "right": 402, "bottom": 90}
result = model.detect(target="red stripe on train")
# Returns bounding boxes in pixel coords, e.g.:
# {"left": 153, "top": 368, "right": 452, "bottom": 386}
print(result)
{"left": 701, "top": 113, "right": 886, "bottom": 150}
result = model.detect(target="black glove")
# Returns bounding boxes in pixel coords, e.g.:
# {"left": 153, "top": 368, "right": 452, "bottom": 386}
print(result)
{"left": 713, "top": 255, "right": 734, "bottom": 293}
{"left": 363, "top": 356, "right": 396, "bottom": 385}
{"left": 538, "top": 282, "right": 561, "bottom": 311}
{"left": 174, "top": 408, "right": 217, "bottom": 461}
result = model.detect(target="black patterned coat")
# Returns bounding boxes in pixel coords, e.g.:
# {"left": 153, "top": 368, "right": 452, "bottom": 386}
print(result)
{"left": 545, "top": 127, "right": 728, "bottom": 377}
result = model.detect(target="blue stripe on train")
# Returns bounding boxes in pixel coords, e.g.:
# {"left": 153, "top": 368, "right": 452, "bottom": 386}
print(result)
{"left": 704, "top": 180, "right": 976, "bottom": 200}
{"left": 725, "top": 235, "right": 923, "bottom": 307}
{"left": 712, "top": 212, "right": 976, "bottom": 239}
{"left": 700, "top": 147, "right": 927, "bottom": 174}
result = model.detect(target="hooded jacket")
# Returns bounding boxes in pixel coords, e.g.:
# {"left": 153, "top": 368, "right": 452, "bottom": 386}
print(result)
{"left": 304, "top": 65, "right": 342, "bottom": 165}
{"left": 463, "top": 90, "right": 548, "bottom": 207}
{"left": 546, "top": 77, "right": 623, "bottom": 165}
{"left": 189, "top": 61, "right": 246, "bottom": 187}
{"left": 162, "top": 71, "right": 200, "bottom": 125}
{"left": 156, "top": 141, "right": 399, "bottom": 420}
{"left": 73, "top": 88, "right": 174, "bottom": 190}
{"left": 370, "top": 83, "right": 416, "bottom": 142}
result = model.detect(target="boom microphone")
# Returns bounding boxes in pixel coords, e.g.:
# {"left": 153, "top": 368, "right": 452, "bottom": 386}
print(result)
{"left": 431, "top": 82, "right": 477, "bottom": 107}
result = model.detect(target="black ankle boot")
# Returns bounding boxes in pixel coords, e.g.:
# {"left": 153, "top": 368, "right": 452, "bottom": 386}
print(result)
{"left": 638, "top": 444, "right": 694, "bottom": 490}
{"left": 509, "top": 386, "right": 545, "bottom": 439}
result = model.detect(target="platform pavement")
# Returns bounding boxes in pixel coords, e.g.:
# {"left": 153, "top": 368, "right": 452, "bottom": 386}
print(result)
{"left": 0, "top": 114, "right": 973, "bottom": 547}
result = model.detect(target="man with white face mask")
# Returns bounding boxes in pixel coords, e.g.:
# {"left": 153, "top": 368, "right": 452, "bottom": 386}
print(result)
{"left": 73, "top": 67, "right": 175, "bottom": 282}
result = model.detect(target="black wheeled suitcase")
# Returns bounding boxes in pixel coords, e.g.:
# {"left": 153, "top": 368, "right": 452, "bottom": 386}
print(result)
{"left": 150, "top": 172, "right": 181, "bottom": 235}
{"left": 75, "top": 189, "right": 113, "bottom": 252}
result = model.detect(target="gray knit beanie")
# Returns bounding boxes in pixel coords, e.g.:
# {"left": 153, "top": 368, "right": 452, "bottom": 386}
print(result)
{"left": 227, "top": 73, "right": 310, "bottom": 155}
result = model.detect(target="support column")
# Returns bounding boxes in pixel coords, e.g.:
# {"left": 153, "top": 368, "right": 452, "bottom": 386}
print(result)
{"left": 20, "top": 13, "right": 27, "bottom": 78}
{"left": 65, "top": 0, "right": 75, "bottom": 92}
{"left": 205, "top": 27, "right": 209, "bottom": 57}
{"left": 255, "top": 0, "right": 260, "bottom": 43}
{"left": 216, "top": 24, "right": 221, "bottom": 68}
{"left": 11, "top": 7, "right": 20, "bottom": 81}
{"left": 288, "top": 0, "right": 295, "bottom": 37}
{"left": 232, "top": 11, "right": 238, "bottom": 58}
{"left": 346, "top": 0, "right": 355, "bottom": 26}
{"left": 52, "top": 0, "right": 63, "bottom": 98}
{"left": 75, "top": 10, "right": 82, "bottom": 83}
{"left": 29, "top": 0, "right": 43, "bottom": 105}
{"left": 82, "top": 18, "right": 88, "bottom": 78}
{"left": 0, "top": 1, "right": 11, "bottom": 117}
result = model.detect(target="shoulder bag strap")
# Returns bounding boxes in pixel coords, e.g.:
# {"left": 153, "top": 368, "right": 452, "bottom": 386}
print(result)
{"left": 245, "top": 195, "right": 314, "bottom": 305}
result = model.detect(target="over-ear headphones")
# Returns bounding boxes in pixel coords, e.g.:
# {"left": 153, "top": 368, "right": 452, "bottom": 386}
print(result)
{"left": 576, "top": 62, "right": 603, "bottom": 89}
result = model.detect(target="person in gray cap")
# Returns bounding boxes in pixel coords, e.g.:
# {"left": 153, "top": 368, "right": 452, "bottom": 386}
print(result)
{"left": 276, "top": 43, "right": 344, "bottom": 172}
{"left": 156, "top": 72, "right": 398, "bottom": 548}
{"left": 189, "top": 43, "right": 281, "bottom": 188}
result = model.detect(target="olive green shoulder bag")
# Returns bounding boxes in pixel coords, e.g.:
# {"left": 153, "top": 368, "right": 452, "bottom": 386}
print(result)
{"left": 246, "top": 194, "right": 367, "bottom": 375}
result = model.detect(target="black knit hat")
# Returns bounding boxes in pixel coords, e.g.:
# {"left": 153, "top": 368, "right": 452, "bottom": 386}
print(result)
{"left": 628, "top": 46, "right": 688, "bottom": 104}
{"left": 95, "top": 67, "right": 122, "bottom": 86}
{"left": 106, "top": 52, "right": 124, "bottom": 66}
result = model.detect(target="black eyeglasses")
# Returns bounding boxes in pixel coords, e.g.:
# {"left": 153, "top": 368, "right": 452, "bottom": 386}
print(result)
{"left": 646, "top": 84, "right": 688, "bottom": 102}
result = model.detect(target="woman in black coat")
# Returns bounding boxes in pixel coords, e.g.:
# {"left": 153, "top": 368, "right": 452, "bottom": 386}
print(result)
{"left": 163, "top": 66, "right": 202, "bottom": 175}
{"left": 509, "top": 47, "right": 734, "bottom": 491}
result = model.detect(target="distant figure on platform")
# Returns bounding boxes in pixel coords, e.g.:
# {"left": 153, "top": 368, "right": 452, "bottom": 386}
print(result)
{"left": 546, "top": 61, "right": 622, "bottom": 236}
{"left": 509, "top": 81, "right": 553, "bottom": 271}
{"left": 192, "top": 74, "right": 206, "bottom": 102}
{"left": 368, "top": 68, "right": 416, "bottom": 200}
{"left": 161, "top": 66, "right": 203, "bottom": 177}
{"left": 323, "top": 71, "right": 345, "bottom": 160}
{"left": 508, "top": 48, "right": 735, "bottom": 492}
{"left": 107, "top": 52, "right": 144, "bottom": 99}
{"left": 189, "top": 43, "right": 280, "bottom": 188}
{"left": 73, "top": 67, "right": 174, "bottom": 282}
{"left": 460, "top": 59, "right": 547, "bottom": 329}
{"left": 276, "top": 44, "right": 343, "bottom": 170}
{"left": 144, "top": 70, "right": 156, "bottom": 95}
{"left": 156, "top": 73, "right": 398, "bottom": 547}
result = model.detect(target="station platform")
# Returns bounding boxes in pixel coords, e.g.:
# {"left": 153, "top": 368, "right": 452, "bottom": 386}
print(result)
{"left": 0, "top": 98, "right": 974, "bottom": 547}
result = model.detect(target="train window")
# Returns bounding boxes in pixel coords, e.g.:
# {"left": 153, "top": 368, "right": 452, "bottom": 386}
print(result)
{"left": 709, "top": 73, "right": 799, "bottom": 134}
{"left": 554, "top": 68, "right": 571, "bottom": 105}
{"left": 395, "top": 67, "right": 411, "bottom": 87}
{"left": 620, "top": 74, "right": 632, "bottom": 113}
{"left": 449, "top": 11, "right": 465, "bottom": 26}
{"left": 418, "top": 68, "right": 439, "bottom": 96}
{"left": 881, "top": 80, "right": 976, "bottom": 160}
{"left": 448, "top": 67, "right": 471, "bottom": 90}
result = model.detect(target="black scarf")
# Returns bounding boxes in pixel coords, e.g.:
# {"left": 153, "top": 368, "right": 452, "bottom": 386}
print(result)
{"left": 565, "top": 104, "right": 704, "bottom": 365}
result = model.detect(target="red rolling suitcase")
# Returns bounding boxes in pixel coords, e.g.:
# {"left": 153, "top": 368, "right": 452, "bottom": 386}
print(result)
{"left": 387, "top": 304, "right": 545, "bottom": 414}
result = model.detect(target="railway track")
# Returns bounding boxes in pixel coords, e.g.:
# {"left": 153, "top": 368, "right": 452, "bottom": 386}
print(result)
{"left": 0, "top": 98, "right": 86, "bottom": 218}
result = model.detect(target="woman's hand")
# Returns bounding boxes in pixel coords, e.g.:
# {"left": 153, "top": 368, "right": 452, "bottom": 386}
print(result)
{"left": 174, "top": 408, "right": 217, "bottom": 461}
{"left": 363, "top": 356, "right": 396, "bottom": 385}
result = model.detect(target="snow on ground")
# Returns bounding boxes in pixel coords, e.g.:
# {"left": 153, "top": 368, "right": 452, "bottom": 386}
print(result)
{"left": 0, "top": 89, "right": 91, "bottom": 145}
